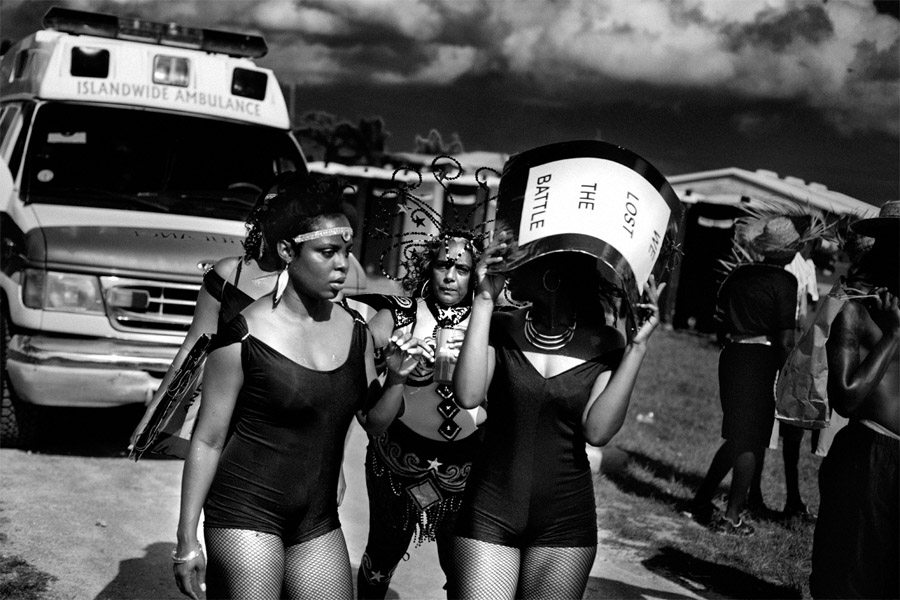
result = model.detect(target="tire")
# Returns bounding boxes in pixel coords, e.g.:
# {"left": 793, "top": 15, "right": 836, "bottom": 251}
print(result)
{"left": 1, "top": 300, "right": 39, "bottom": 448}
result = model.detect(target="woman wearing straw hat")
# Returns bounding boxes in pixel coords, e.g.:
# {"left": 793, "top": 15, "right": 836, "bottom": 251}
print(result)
{"left": 810, "top": 200, "right": 898, "bottom": 599}
{"left": 686, "top": 216, "right": 803, "bottom": 536}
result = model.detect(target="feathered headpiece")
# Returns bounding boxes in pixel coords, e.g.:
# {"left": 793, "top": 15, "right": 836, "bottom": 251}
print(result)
{"left": 367, "top": 155, "right": 499, "bottom": 292}
{"left": 716, "top": 197, "right": 836, "bottom": 279}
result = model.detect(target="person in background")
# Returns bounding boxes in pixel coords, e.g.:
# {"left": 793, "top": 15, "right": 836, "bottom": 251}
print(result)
{"left": 171, "top": 172, "right": 427, "bottom": 600}
{"left": 777, "top": 246, "right": 819, "bottom": 520}
{"left": 810, "top": 200, "right": 899, "bottom": 599}
{"left": 354, "top": 234, "right": 487, "bottom": 599}
{"left": 746, "top": 243, "right": 821, "bottom": 522}
{"left": 451, "top": 236, "right": 664, "bottom": 599}
{"left": 685, "top": 216, "right": 801, "bottom": 536}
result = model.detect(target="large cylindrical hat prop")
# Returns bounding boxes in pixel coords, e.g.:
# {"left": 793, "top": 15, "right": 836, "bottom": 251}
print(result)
{"left": 496, "top": 140, "right": 682, "bottom": 331}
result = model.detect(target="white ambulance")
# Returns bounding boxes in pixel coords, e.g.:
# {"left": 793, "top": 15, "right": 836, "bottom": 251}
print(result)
{"left": 0, "top": 8, "right": 318, "bottom": 446}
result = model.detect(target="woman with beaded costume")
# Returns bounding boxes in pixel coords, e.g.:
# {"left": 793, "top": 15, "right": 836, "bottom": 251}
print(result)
{"left": 353, "top": 160, "right": 492, "bottom": 599}
{"left": 451, "top": 235, "right": 665, "bottom": 599}
{"left": 172, "top": 172, "right": 428, "bottom": 600}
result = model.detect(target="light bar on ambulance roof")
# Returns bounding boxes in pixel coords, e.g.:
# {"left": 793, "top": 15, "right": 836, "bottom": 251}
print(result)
{"left": 42, "top": 7, "right": 268, "bottom": 58}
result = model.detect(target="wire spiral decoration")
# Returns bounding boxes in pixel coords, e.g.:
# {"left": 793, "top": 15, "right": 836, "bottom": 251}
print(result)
{"left": 367, "top": 155, "right": 499, "bottom": 289}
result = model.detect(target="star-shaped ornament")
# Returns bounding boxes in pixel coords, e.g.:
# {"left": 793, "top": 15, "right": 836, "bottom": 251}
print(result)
{"left": 427, "top": 458, "right": 443, "bottom": 471}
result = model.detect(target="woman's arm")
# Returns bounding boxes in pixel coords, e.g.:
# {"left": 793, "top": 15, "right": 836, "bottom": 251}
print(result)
{"left": 173, "top": 344, "right": 242, "bottom": 599}
{"left": 773, "top": 328, "right": 795, "bottom": 366}
{"left": 357, "top": 330, "right": 429, "bottom": 436}
{"left": 452, "top": 237, "right": 508, "bottom": 408}
{"left": 368, "top": 308, "right": 395, "bottom": 349}
{"left": 453, "top": 297, "right": 496, "bottom": 408}
{"left": 582, "top": 279, "right": 664, "bottom": 446}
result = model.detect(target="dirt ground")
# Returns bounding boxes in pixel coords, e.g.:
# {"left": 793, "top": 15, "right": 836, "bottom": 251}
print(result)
{"left": 0, "top": 404, "right": 448, "bottom": 600}
{"left": 0, "top": 404, "right": 709, "bottom": 600}
{"left": 0, "top": 405, "right": 182, "bottom": 599}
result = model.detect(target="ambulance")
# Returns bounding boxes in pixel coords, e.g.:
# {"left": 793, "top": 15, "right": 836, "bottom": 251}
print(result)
{"left": 0, "top": 7, "right": 326, "bottom": 446}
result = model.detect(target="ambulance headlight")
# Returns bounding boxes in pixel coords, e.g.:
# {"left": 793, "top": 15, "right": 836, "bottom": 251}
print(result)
{"left": 23, "top": 270, "right": 105, "bottom": 314}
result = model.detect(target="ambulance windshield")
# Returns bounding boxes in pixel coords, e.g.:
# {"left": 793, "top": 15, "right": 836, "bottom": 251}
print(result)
{"left": 23, "top": 103, "right": 305, "bottom": 221}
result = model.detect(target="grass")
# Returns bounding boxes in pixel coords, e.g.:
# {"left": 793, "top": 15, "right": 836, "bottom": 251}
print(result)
{"left": 595, "top": 327, "right": 822, "bottom": 599}
{"left": 0, "top": 555, "right": 56, "bottom": 600}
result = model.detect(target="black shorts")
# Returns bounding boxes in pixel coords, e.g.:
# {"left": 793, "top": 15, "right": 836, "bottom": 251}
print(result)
{"left": 718, "top": 343, "right": 778, "bottom": 447}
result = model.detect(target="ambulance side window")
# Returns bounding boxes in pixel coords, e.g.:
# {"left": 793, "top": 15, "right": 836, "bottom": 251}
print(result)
{"left": 6, "top": 102, "right": 32, "bottom": 179}
{"left": 0, "top": 105, "right": 21, "bottom": 156}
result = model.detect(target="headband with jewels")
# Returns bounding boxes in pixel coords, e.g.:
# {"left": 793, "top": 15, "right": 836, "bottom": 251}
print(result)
{"left": 367, "top": 155, "right": 498, "bottom": 292}
{"left": 293, "top": 227, "right": 354, "bottom": 244}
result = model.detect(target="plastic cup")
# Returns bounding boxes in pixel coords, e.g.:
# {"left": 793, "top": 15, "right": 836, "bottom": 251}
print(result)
{"left": 433, "top": 327, "right": 465, "bottom": 385}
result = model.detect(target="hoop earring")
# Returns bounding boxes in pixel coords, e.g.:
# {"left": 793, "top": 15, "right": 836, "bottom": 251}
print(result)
{"left": 273, "top": 262, "right": 289, "bottom": 308}
{"left": 420, "top": 279, "right": 432, "bottom": 299}
{"left": 542, "top": 270, "right": 561, "bottom": 293}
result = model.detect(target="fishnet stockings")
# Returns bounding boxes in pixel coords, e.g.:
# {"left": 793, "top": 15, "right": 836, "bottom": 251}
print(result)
{"left": 452, "top": 536, "right": 520, "bottom": 599}
{"left": 518, "top": 545, "right": 596, "bottom": 600}
{"left": 284, "top": 529, "right": 353, "bottom": 599}
{"left": 452, "top": 537, "right": 596, "bottom": 600}
{"left": 204, "top": 528, "right": 352, "bottom": 600}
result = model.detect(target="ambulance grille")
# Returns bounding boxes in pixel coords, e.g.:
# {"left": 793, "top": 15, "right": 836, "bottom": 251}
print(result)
{"left": 100, "top": 277, "right": 200, "bottom": 334}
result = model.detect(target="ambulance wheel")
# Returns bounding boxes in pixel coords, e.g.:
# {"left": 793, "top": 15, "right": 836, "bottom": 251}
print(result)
{"left": 1, "top": 301, "right": 39, "bottom": 448}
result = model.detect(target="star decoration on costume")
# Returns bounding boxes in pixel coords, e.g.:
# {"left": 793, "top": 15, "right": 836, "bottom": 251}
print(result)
{"left": 411, "top": 213, "right": 426, "bottom": 227}
{"left": 370, "top": 571, "right": 385, "bottom": 583}
{"left": 427, "top": 458, "right": 443, "bottom": 471}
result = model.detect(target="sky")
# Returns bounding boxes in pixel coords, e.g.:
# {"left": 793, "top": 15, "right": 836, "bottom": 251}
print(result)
{"left": 2, "top": 0, "right": 898, "bottom": 206}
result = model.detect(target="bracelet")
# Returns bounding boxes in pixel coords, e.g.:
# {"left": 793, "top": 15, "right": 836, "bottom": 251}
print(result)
{"left": 171, "top": 544, "right": 203, "bottom": 563}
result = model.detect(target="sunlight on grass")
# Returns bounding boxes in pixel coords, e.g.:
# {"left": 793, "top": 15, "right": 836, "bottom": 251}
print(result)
{"left": 595, "top": 328, "right": 822, "bottom": 599}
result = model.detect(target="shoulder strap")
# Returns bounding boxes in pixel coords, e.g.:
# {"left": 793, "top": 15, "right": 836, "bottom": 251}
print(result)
{"left": 337, "top": 298, "right": 368, "bottom": 326}
{"left": 232, "top": 259, "right": 244, "bottom": 288}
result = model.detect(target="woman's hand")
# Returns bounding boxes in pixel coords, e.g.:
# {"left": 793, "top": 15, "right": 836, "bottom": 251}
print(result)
{"left": 384, "top": 330, "right": 432, "bottom": 382}
{"left": 173, "top": 544, "right": 206, "bottom": 600}
{"left": 475, "top": 233, "right": 511, "bottom": 302}
{"left": 631, "top": 275, "right": 666, "bottom": 347}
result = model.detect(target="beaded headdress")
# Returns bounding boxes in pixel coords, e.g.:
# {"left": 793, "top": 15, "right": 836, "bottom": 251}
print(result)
{"left": 367, "top": 156, "right": 499, "bottom": 292}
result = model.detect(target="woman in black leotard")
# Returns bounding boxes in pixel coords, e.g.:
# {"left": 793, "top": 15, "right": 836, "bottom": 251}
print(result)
{"left": 451, "top": 240, "right": 664, "bottom": 600}
{"left": 172, "top": 173, "right": 428, "bottom": 600}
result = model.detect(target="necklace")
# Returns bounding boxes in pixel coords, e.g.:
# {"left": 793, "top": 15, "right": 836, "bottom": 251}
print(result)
{"left": 524, "top": 311, "right": 575, "bottom": 351}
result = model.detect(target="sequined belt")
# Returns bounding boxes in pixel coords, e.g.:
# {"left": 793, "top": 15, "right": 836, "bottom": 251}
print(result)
{"left": 368, "top": 421, "right": 482, "bottom": 544}
{"left": 370, "top": 419, "right": 481, "bottom": 494}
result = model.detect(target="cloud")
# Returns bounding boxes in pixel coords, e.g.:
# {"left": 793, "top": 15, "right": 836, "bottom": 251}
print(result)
{"left": 6, "top": 0, "right": 897, "bottom": 136}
